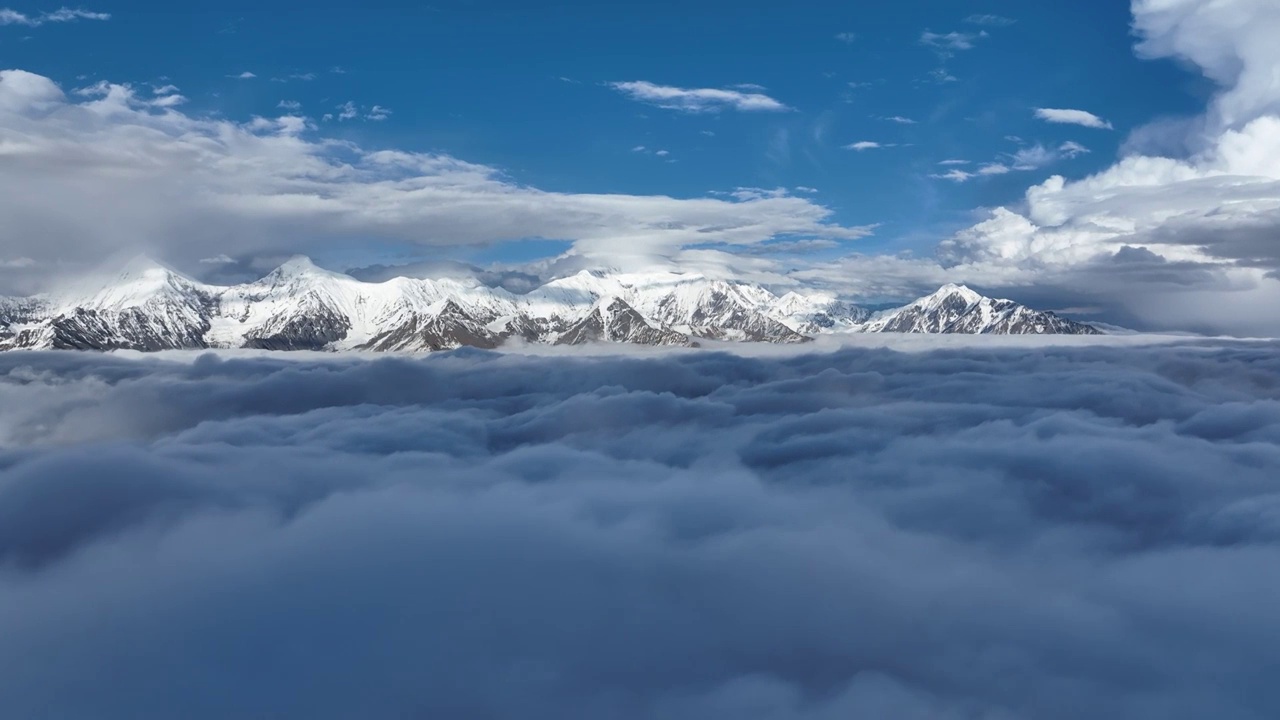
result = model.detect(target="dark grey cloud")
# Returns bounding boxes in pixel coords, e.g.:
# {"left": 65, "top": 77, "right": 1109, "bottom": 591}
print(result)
{"left": 1, "top": 343, "right": 1280, "bottom": 719}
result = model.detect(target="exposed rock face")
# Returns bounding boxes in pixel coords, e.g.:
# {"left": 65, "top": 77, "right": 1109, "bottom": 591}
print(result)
{"left": 0, "top": 258, "right": 1101, "bottom": 353}
{"left": 861, "top": 284, "right": 1101, "bottom": 335}
{"left": 360, "top": 301, "right": 500, "bottom": 352}
{"left": 554, "top": 298, "right": 691, "bottom": 347}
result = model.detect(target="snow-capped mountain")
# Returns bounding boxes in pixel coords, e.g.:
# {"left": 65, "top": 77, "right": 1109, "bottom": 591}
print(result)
{"left": 0, "top": 258, "right": 1100, "bottom": 352}
{"left": 554, "top": 298, "right": 691, "bottom": 347}
{"left": 861, "top": 284, "right": 1100, "bottom": 335}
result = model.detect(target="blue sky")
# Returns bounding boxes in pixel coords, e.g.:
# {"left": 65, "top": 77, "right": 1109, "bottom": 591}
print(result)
{"left": 6, "top": 0, "right": 1280, "bottom": 336}
{"left": 3, "top": 0, "right": 1203, "bottom": 263}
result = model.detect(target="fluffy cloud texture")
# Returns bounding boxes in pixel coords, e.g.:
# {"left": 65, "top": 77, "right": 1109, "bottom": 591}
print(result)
{"left": 0, "top": 70, "right": 857, "bottom": 288}
{"left": 608, "top": 80, "right": 792, "bottom": 113}
{"left": 0, "top": 7, "right": 109, "bottom": 26}
{"left": 1033, "top": 108, "right": 1113, "bottom": 130}
{"left": 1, "top": 341, "right": 1279, "bottom": 719}
{"left": 940, "top": 0, "right": 1280, "bottom": 333}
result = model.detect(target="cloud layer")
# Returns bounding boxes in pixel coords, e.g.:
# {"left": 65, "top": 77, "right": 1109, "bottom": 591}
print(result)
{"left": 1, "top": 341, "right": 1279, "bottom": 718}
{"left": 0, "top": 7, "right": 109, "bottom": 26}
{"left": 609, "top": 80, "right": 792, "bottom": 113}
{"left": 0, "top": 70, "right": 854, "bottom": 289}
{"left": 937, "top": 0, "right": 1280, "bottom": 336}
{"left": 1034, "top": 108, "right": 1113, "bottom": 129}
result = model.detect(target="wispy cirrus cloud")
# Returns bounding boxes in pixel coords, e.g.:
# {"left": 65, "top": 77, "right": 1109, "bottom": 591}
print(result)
{"left": 845, "top": 141, "right": 895, "bottom": 151}
{"left": 1034, "top": 107, "right": 1114, "bottom": 129}
{"left": 920, "top": 29, "right": 986, "bottom": 56}
{"left": 965, "top": 14, "right": 1016, "bottom": 26}
{"left": 0, "top": 7, "right": 109, "bottom": 26}
{"left": 932, "top": 142, "right": 1088, "bottom": 181}
{"left": 608, "top": 80, "right": 791, "bottom": 113}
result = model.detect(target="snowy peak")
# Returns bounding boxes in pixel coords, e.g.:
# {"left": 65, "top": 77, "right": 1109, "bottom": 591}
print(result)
{"left": 555, "top": 297, "right": 690, "bottom": 347}
{"left": 267, "top": 255, "right": 336, "bottom": 280}
{"left": 925, "top": 283, "right": 984, "bottom": 306}
{"left": 51, "top": 255, "right": 207, "bottom": 313}
{"left": 864, "top": 285, "right": 1099, "bottom": 336}
{"left": 0, "top": 258, "right": 1101, "bottom": 352}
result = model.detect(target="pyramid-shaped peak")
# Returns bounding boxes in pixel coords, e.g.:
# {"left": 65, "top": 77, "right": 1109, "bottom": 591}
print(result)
{"left": 930, "top": 283, "right": 983, "bottom": 303}
{"left": 273, "top": 255, "right": 323, "bottom": 274}
{"left": 116, "top": 253, "right": 172, "bottom": 276}
{"left": 265, "top": 255, "right": 354, "bottom": 282}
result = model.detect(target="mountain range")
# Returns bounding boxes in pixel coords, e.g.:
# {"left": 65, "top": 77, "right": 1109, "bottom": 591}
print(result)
{"left": 0, "top": 256, "right": 1099, "bottom": 352}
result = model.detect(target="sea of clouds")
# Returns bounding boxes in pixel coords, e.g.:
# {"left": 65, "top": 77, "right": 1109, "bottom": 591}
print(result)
{"left": 2, "top": 340, "right": 1279, "bottom": 719}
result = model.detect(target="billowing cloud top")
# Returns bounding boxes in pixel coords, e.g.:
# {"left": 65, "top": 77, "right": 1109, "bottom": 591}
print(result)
{"left": 936, "top": 0, "right": 1280, "bottom": 336}
{"left": 0, "top": 70, "right": 859, "bottom": 282}
{"left": 1, "top": 340, "right": 1279, "bottom": 718}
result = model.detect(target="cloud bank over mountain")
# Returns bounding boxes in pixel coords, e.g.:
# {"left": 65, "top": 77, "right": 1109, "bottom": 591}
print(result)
{"left": 932, "top": 0, "right": 1280, "bottom": 336}
{"left": 3, "top": 1, "right": 1279, "bottom": 337}
{"left": 2, "top": 341, "right": 1279, "bottom": 719}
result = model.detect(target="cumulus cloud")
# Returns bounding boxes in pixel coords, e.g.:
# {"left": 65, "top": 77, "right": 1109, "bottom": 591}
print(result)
{"left": 0, "top": 7, "right": 109, "bottom": 26}
{"left": 943, "top": 0, "right": 1280, "bottom": 332}
{"left": 0, "top": 341, "right": 1278, "bottom": 718}
{"left": 0, "top": 69, "right": 867, "bottom": 288}
{"left": 919, "top": 30, "right": 986, "bottom": 56}
{"left": 609, "top": 81, "right": 791, "bottom": 113}
{"left": 1034, "top": 107, "right": 1113, "bottom": 129}
{"left": 845, "top": 141, "right": 891, "bottom": 151}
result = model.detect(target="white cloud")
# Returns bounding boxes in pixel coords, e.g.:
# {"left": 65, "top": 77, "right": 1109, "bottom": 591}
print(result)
{"left": 845, "top": 141, "right": 889, "bottom": 151}
{"left": 609, "top": 81, "right": 791, "bottom": 113}
{"left": 336, "top": 101, "right": 358, "bottom": 121}
{"left": 931, "top": 169, "right": 974, "bottom": 182}
{"left": 940, "top": 0, "right": 1280, "bottom": 334}
{"left": 231, "top": 71, "right": 257, "bottom": 80}
{"left": 937, "top": 141, "right": 1091, "bottom": 183}
{"left": 277, "top": 100, "right": 302, "bottom": 110}
{"left": 199, "top": 254, "right": 235, "bottom": 265}
{"left": 884, "top": 115, "right": 917, "bottom": 124}
{"left": 927, "top": 68, "right": 958, "bottom": 83}
{"left": 920, "top": 30, "right": 985, "bottom": 55}
{"left": 0, "top": 7, "right": 109, "bottom": 26}
{"left": 835, "top": 32, "right": 856, "bottom": 44}
{"left": 0, "top": 256, "right": 35, "bottom": 268}
{"left": 1009, "top": 144, "right": 1058, "bottom": 170}
{"left": 0, "top": 69, "right": 870, "bottom": 285}
{"left": 366, "top": 105, "right": 391, "bottom": 121}
{"left": 631, "top": 145, "right": 646, "bottom": 153}
{"left": 1059, "top": 140, "right": 1090, "bottom": 158}
{"left": 655, "top": 149, "right": 670, "bottom": 157}
{"left": 1034, "top": 107, "right": 1113, "bottom": 129}
{"left": 149, "top": 93, "right": 186, "bottom": 108}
